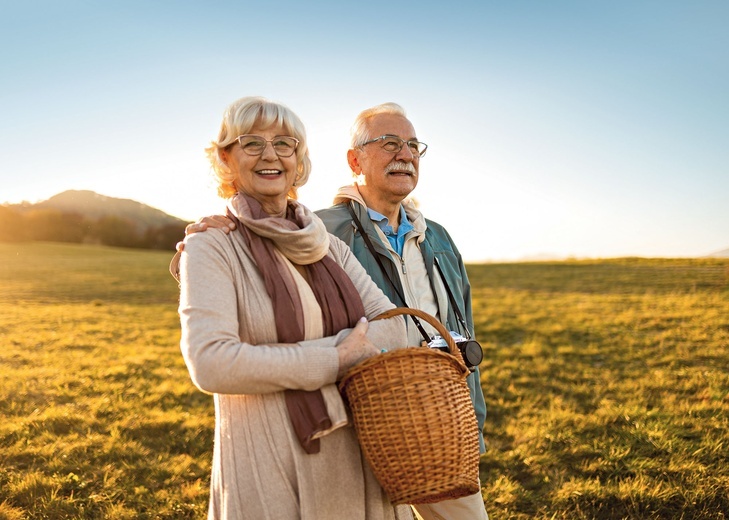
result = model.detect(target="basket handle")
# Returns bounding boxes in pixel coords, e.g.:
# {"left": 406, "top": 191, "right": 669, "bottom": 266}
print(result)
{"left": 371, "top": 307, "right": 468, "bottom": 371}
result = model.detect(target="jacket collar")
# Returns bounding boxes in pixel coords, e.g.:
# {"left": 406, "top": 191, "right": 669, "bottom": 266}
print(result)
{"left": 332, "top": 183, "right": 427, "bottom": 239}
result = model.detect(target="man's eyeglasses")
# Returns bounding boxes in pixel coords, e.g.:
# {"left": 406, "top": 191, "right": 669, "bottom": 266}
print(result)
{"left": 235, "top": 135, "right": 299, "bottom": 157}
{"left": 361, "top": 135, "right": 428, "bottom": 157}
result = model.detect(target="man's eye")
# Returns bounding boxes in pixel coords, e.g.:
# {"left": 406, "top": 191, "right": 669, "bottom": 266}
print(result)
{"left": 382, "top": 139, "right": 401, "bottom": 152}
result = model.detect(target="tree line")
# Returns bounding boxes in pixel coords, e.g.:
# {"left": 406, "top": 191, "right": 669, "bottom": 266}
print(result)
{"left": 0, "top": 206, "right": 186, "bottom": 250}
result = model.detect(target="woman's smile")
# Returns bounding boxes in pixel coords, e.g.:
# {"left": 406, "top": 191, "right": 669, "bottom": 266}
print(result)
{"left": 220, "top": 124, "right": 299, "bottom": 215}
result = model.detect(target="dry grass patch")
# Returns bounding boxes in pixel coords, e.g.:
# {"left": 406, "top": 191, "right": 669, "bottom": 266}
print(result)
{"left": 2, "top": 244, "right": 728, "bottom": 518}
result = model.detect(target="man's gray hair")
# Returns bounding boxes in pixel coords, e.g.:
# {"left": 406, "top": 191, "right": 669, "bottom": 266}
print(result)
{"left": 349, "top": 102, "right": 408, "bottom": 149}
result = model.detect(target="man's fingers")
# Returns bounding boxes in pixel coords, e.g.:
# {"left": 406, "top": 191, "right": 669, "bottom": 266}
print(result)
{"left": 183, "top": 216, "right": 236, "bottom": 236}
{"left": 209, "top": 215, "right": 236, "bottom": 230}
{"left": 185, "top": 222, "right": 208, "bottom": 235}
{"left": 198, "top": 216, "right": 236, "bottom": 231}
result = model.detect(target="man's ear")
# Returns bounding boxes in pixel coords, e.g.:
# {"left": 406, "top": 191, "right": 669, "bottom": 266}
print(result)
{"left": 347, "top": 149, "right": 360, "bottom": 174}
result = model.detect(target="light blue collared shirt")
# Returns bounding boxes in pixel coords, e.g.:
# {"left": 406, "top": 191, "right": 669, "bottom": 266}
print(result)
{"left": 367, "top": 205, "right": 414, "bottom": 257}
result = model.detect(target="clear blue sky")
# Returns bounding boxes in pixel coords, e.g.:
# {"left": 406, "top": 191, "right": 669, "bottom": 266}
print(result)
{"left": 1, "top": 0, "right": 727, "bottom": 261}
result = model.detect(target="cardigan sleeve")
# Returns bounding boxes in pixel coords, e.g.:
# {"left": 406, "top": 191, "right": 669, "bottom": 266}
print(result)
{"left": 179, "top": 231, "right": 341, "bottom": 395}
{"left": 179, "top": 231, "right": 406, "bottom": 396}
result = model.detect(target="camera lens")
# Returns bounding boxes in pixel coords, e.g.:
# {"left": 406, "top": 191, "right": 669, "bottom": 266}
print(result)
{"left": 459, "top": 340, "right": 483, "bottom": 367}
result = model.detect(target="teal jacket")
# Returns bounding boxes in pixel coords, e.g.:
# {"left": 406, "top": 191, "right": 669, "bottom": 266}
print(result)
{"left": 316, "top": 196, "right": 487, "bottom": 453}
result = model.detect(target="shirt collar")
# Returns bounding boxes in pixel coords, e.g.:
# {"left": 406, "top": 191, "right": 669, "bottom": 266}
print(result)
{"left": 367, "top": 205, "right": 412, "bottom": 230}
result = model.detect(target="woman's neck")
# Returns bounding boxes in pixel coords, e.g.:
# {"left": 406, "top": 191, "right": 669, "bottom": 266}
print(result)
{"left": 241, "top": 190, "right": 288, "bottom": 218}
{"left": 260, "top": 200, "right": 287, "bottom": 218}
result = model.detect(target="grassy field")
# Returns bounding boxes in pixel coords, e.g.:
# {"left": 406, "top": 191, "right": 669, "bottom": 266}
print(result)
{"left": 471, "top": 259, "right": 729, "bottom": 519}
{"left": 0, "top": 243, "right": 211, "bottom": 519}
{"left": 1, "top": 242, "right": 727, "bottom": 519}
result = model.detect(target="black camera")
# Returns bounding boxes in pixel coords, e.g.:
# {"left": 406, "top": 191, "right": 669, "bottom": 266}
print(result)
{"left": 428, "top": 332, "right": 483, "bottom": 370}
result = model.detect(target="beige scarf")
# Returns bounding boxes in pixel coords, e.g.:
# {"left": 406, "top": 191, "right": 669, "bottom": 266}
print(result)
{"left": 228, "top": 193, "right": 365, "bottom": 453}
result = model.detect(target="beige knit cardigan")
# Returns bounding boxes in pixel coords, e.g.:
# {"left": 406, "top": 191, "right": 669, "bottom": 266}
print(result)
{"left": 178, "top": 226, "right": 413, "bottom": 520}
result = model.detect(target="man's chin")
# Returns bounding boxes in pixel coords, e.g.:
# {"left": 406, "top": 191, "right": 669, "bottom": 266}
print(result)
{"left": 388, "top": 182, "right": 417, "bottom": 198}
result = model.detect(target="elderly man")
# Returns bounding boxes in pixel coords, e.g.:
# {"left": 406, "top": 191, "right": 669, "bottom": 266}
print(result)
{"left": 177, "top": 102, "right": 489, "bottom": 520}
{"left": 315, "top": 103, "right": 488, "bottom": 520}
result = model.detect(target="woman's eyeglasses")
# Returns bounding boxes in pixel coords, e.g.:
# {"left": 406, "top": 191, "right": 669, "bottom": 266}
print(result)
{"left": 235, "top": 135, "right": 299, "bottom": 157}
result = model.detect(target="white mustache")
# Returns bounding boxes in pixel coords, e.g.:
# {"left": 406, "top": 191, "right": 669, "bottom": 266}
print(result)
{"left": 385, "top": 161, "right": 417, "bottom": 174}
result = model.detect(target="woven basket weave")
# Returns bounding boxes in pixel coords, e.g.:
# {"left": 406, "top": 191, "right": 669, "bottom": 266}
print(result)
{"left": 338, "top": 308, "right": 480, "bottom": 505}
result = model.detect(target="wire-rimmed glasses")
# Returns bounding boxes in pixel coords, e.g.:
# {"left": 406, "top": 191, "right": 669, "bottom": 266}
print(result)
{"left": 235, "top": 135, "right": 300, "bottom": 157}
{"left": 361, "top": 135, "right": 428, "bottom": 157}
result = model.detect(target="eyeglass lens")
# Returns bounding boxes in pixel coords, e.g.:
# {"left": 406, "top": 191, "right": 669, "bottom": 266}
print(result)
{"left": 238, "top": 136, "right": 298, "bottom": 157}
{"left": 380, "top": 137, "right": 427, "bottom": 156}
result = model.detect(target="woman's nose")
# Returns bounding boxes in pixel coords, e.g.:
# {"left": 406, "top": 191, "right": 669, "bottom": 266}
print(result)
{"left": 260, "top": 141, "right": 278, "bottom": 160}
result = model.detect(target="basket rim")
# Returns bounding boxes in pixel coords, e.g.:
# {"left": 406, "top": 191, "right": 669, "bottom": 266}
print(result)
{"left": 338, "top": 345, "right": 468, "bottom": 393}
{"left": 370, "top": 307, "right": 467, "bottom": 367}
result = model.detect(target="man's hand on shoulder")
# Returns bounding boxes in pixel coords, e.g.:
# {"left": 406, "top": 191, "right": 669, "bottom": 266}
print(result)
{"left": 176, "top": 215, "right": 236, "bottom": 252}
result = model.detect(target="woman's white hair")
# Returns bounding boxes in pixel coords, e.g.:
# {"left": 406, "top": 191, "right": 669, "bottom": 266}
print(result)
{"left": 349, "top": 102, "right": 408, "bottom": 149}
{"left": 206, "top": 96, "right": 312, "bottom": 199}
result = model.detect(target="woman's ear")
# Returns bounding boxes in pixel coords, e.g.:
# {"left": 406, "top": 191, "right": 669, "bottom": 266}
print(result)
{"left": 219, "top": 148, "right": 230, "bottom": 166}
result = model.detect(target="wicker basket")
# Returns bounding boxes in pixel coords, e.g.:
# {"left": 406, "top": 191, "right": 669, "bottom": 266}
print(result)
{"left": 338, "top": 307, "right": 480, "bottom": 505}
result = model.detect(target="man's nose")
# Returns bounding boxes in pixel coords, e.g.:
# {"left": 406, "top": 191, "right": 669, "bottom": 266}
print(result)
{"left": 395, "top": 144, "right": 415, "bottom": 161}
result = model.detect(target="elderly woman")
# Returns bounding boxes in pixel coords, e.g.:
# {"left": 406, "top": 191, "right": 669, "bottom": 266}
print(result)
{"left": 178, "top": 97, "right": 412, "bottom": 520}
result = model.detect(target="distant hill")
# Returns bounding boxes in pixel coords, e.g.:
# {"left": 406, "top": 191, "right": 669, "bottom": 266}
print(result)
{"left": 707, "top": 248, "right": 729, "bottom": 258}
{"left": 1, "top": 190, "right": 187, "bottom": 249}
{"left": 25, "top": 190, "right": 187, "bottom": 230}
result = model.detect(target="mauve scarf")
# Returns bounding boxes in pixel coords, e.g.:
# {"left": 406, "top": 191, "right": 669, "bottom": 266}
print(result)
{"left": 227, "top": 193, "right": 365, "bottom": 454}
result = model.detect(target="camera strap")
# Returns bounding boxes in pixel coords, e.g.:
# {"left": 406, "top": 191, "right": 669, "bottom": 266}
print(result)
{"left": 432, "top": 256, "right": 472, "bottom": 340}
{"left": 346, "top": 202, "right": 432, "bottom": 344}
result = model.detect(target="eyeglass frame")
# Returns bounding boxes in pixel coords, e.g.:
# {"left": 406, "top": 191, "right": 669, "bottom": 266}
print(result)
{"left": 234, "top": 134, "right": 300, "bottom": 157}
{"left": 360, "top": 134, "right": 428, "bottom": 157}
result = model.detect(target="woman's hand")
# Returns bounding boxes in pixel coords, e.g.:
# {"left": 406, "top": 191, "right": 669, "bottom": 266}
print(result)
{"left": 336, "top": 317, "right": 382, "bottom": 379}
{"left": 176, "top": 215, "right": 237, "bottom": 252}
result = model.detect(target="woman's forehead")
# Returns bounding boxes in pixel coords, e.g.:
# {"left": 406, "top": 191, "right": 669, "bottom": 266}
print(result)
{"left": 249, "top": 121, "right": 288, "bottom": 135}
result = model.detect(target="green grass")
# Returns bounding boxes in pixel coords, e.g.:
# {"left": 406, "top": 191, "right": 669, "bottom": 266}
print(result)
{"left": 0, "top": 243, "right": 211, "bottom": 519}
{"left": 1, "top": 243, "right": 728, "bottom": 519}
{"left": 470, "top": 258, "right": 729, "bottom": 519}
